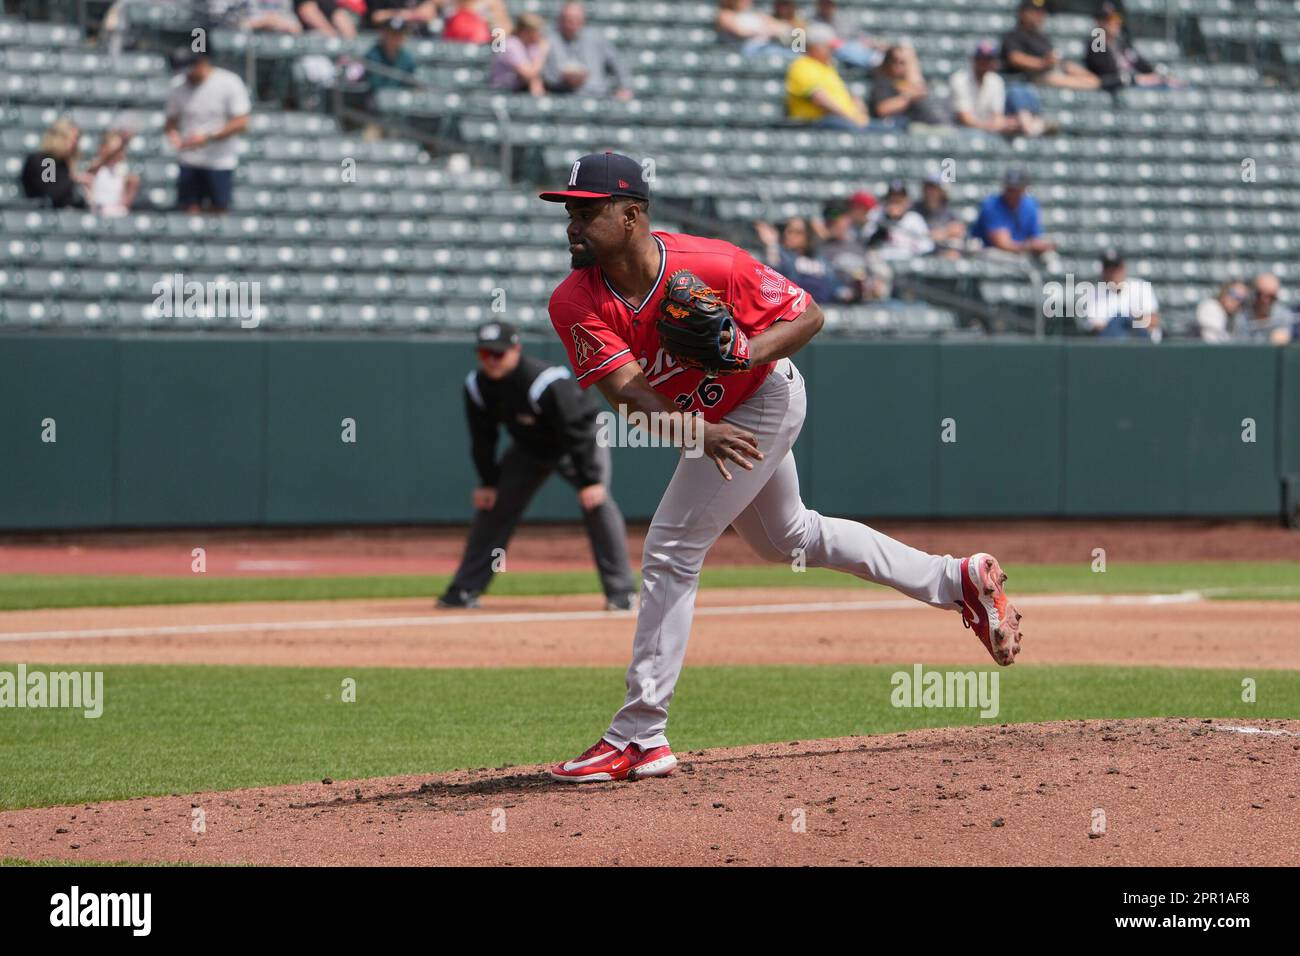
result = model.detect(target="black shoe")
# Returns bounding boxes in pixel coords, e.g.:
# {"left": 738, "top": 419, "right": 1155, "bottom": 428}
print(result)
{"left": 605, "top": 593, "right": 637, "bottom": 612}
{"left": 437, "top": 589, "right": 480, "bottom": 609}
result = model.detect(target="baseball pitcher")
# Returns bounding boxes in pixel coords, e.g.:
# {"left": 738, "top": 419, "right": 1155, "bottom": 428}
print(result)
{"left": 542, "top": 152, "right": 1023, "bottom": 783}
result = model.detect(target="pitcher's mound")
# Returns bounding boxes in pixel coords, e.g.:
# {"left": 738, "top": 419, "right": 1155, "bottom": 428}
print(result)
{"left": 4, "top": 718, "right": 1297, "bottom": 866}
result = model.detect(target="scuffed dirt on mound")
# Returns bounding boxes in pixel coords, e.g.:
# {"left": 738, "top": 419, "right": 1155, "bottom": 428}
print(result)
{"left": 3, "top": 719, "right": 1298, "bottom": 866}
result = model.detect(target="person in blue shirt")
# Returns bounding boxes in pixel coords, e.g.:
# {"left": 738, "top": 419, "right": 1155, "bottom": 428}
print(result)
{"left": 970, "top": 166, "right": 1057, "bottom": 256}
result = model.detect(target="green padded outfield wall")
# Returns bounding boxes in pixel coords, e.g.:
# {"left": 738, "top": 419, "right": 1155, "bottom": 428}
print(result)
{"left": 1062, "top": 342, "right": 1281, "bottom": 516}
{"left": 0, "top": 335, "right": 1293, "bottom": 529}
{"left": 0, "top": 336, "right": 118, "bottom": 528}
{"left": 1283, "top": 345, "right": 1300, "bottom": 481}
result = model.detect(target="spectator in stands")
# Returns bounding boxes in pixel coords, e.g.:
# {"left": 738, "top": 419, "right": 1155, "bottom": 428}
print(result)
{"left": 542, "top": 2, "right": 633, "bottom": 100}
{"left": 869, "top": 44, "right": 948, "bottom": 129}
{"left": 1085, "top": 1, "right": 1174, "bottom": 90}
{"left": 369, "top": 0, "right": 440, "bottom": 31}
{"left": 844, "top": 189, "right": 877, "bottom": 239}
{"left": 85, "top": 128, "right": 141, "bottom": 216}
{"left": 814, "top": 201, "right": 890, "bottom": 301}
{"left": 915, "top": 172, "right": 965, "bottom": 255}
{"left": 443, "top": 0, "right": 490, "bottom": 42}
{"left": 296, "top": 0, "right": 361, "bottom": 38}
{"left": 951, "top": 40, "right": 1053, "bottom": 138}
{"left": 490, "top": 13, "right": 550, "bottom": 95}
{"left": 443, "top": 0, "right": 509, "bottom": 43}
{"left": 1002, "top": 0, "right": 1100, "bottom": 91}
{"left": 785, "top": 23, "right": 869, "bottom": 129}
{"left": 970, "top": 167, "right": 1057, "bottom": 259}
{"left": 715, "top": 0, "right": 796, "bottom": 56}
{"left": 366, "top": 17, "right": 418, "bottom": 92}
{"left": 771, "top": 0, "right": 806, "bottom": 40}
{"left": 1195, "top": 281, "right": 1248, "bottom": 343}
{"left": 164, "top": 48, "right": 252, "bottom": 215}
{"left": 863, "top": 180, "right": 934, "bottom": 260}
{"left": 20, "top": 118, "right": 89, "bottom": 210}
{"left": 213, "top": 0, "right": 303, "bottom": 34}
{"left": 1081, "top": 250, "right": 1161, "bottom": 341}
{"left": 1234, "top": 273, "right": 1293, "bottom": 344}
{"left": 753, "top": 217, "right": 846, "bottom": 303}
{"left": 812, "top": 0, "right": 887, "bottom": 71}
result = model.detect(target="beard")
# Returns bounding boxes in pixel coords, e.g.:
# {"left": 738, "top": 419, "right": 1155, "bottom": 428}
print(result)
{"left": 570, "top": 246, "right": 597, "bottom": 270}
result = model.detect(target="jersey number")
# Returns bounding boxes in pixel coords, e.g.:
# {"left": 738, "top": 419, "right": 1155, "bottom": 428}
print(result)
{"left": 675, "top": 379, "right": 725, "bottom": 410}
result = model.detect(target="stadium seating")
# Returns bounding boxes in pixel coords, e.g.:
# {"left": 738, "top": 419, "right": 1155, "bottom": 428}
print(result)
{"left": 1, "top": 0, "right": 1297, "bottom": 336}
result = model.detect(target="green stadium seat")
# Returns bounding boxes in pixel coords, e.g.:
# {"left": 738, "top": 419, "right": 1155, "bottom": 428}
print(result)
{"left": 2, "top": 2, "right": 1298, "bottom": 336}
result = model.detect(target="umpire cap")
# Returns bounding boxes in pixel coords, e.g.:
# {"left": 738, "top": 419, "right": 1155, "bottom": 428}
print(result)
{"left": 539, "top": 152, "right": 650, "bottom": 203}
{"left": 476, "top": 321, "right": 520, "bottom": 352}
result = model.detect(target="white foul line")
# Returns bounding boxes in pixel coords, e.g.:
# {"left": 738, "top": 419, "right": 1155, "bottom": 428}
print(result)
{"left": 0, "top": 591, "right": 1204, "bottom": 643}
{"left": 1211, "top": 725, "right": 1300, "bottom": 738}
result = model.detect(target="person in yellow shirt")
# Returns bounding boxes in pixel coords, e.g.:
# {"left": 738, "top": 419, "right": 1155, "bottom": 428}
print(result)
{"left": 785, "top": 23, "right": 869, "bottom": 128}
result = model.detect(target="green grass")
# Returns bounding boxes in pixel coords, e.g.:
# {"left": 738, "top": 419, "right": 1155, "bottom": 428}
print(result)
{"left": 2, "top": 661, "right": 1296, "bottom": 810}
{"left": 0, "top": 857, "right": 204, "bottom": 867}
{"left": 1, "top": 561, "right": 1297, "bottom": 611}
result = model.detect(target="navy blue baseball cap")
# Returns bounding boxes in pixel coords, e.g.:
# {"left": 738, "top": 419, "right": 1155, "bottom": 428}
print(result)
{"left": 539, "top": 151, "right": 650, "bottom": 203}
{"left": 1004, "top": 165, "right": 1032, "bottom": 187}
{"left": 171, "top": 44, "right": 210, "bottom": 71}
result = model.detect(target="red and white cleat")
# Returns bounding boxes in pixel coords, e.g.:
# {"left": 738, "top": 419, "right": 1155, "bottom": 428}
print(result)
{"left": 549, "top": 739, "right": 678, "bottom": 783}
{"left": 626, "top": 744, "right": 678, "bottom": 781}
{"left": 959, "top": 552, "right": 1023, "bottom": 666}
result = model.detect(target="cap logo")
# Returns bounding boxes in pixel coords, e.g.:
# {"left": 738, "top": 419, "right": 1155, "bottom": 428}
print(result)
{"left": 618, "top": 179, "right": 629, "bottom": 189}
{"left": 481, "top": 323, "right": 500, "bottom": 338}
{"left": 569, "top": 160, "right": 581, "bottom": 187}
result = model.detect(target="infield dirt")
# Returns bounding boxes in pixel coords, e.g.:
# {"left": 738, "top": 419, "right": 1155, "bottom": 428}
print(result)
{"left": 2, "top": 588, "right": 1298, "bottom": 669}
{"left": 3, "top": 520, "right": 1296, "bottom": 866}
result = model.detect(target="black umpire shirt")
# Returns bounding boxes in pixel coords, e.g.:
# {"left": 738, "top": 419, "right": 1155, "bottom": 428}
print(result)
{"left": 464, "top": 355, "right": 604, "bottom": 489}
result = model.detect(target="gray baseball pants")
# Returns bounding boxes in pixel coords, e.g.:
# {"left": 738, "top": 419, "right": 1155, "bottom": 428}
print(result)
{"left": 604, "top": 357, "right": 965, "bottom": 749}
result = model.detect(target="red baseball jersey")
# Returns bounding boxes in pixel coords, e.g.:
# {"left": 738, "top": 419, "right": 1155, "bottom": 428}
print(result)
{"left": 548, "top": 231, "right": 809, "bottom": 422}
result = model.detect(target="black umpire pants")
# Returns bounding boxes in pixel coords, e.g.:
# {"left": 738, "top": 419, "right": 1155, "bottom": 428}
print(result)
{"left": 448, "top": 442, "right": 636, "bottom": 598}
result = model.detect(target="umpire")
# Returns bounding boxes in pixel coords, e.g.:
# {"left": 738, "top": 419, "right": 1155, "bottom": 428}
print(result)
{"left": 438, "top": 322, "right": 638, "bottom": 610}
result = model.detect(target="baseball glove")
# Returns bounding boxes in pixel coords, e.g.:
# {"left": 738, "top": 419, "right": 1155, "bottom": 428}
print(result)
{"left": 656, "top": 269, "right": 753, "bottom": 377}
